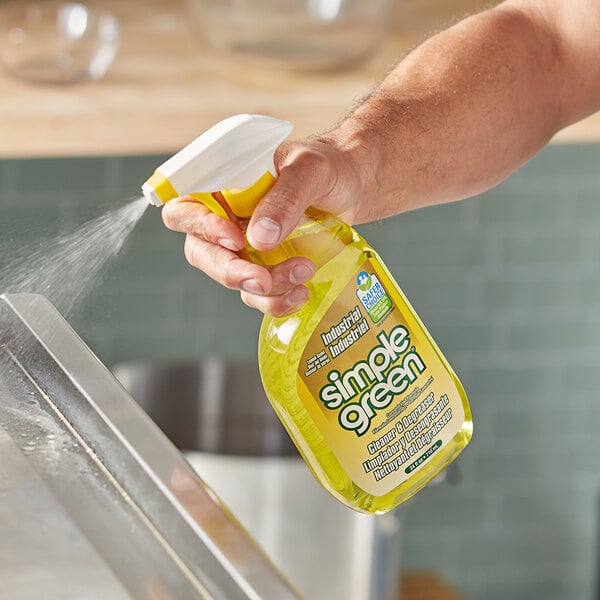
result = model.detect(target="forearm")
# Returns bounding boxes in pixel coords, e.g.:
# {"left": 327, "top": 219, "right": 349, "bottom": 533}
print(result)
{"left": 325, "top": 0, "right": 600, "bottom": 223}
{"left": 163, "top": 0, "right": 600, "bottom": 316}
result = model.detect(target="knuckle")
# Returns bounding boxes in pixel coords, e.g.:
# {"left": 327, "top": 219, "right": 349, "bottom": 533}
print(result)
{"left": 281, "top": 144, "right": 339, "bottom": 198}
{"left": 161, "top": 203, "right": 180, "bottom": 231}
{"left": 213, "top": 260, "right": 242, "bottom": 291}
{"left": 183, "top": 235, "right": 201, "bottom": 268}
{"left": 163, "top": 200, "right": 212, "bottom": 238}
{"left": 184, "top": 237, "right": 239, "bottom": 290}
{"left": 220, "top": 271, "right": 241, "bottom": 291}
{"left": 264, "top": 186, "right": 298, "bottom": 216}
{"left": 188, "top": 215, "right": 212, "bottom": 241}
{"left": 193, "top": 210, "right": 222, "bottom": 241}
{"left": 290, "top": 142, "right": 333, "bottom": 174}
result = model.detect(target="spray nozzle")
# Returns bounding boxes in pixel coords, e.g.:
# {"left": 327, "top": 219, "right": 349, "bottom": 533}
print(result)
{"left": 141, "top": 114, "right": 293, "bottom": 216}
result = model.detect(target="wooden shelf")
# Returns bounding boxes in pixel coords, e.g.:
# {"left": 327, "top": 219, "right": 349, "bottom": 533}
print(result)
{"left": 0, "top": 0, "right": 595, "bottom": 158}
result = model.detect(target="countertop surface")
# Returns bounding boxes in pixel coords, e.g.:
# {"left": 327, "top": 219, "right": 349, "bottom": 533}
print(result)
{"left": 0, "top": 0, "right": 598, "bottom": 158}
{"left": 401, "top": 572, "right": 468, "bottom": 600}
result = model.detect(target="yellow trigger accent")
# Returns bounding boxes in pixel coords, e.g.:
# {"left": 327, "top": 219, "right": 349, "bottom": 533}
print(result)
{"left": 146, "top": 171, "right": 179, "bottom": 204}
{"left": 221, "top": 171, "right": 277, "bottom": 218}
{"left": 189, "top": 193, "right": 230, "bottom": 221}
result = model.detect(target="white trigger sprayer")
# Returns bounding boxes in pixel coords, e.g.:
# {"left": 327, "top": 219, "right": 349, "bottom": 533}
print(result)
{"left": 141, "top": 114, "right": 293, "bottom": 218}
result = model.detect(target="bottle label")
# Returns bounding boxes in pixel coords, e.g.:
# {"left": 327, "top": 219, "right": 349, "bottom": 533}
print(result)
{"left": 297, "top": 259, "right": 466, "bottom": 496}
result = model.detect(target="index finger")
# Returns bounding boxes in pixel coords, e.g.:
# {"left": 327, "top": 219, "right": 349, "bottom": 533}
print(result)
{"left": 162, "top": 196, "right": 245, "bottom": 252}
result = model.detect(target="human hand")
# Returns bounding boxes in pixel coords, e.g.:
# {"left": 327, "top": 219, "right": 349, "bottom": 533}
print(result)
{"left": 162, "top": 137, "right": 363, "bottom": 316}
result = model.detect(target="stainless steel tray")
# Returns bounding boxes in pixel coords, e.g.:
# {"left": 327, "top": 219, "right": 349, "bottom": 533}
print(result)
{"left": 0, "top": 293, "right": 299, "bottom": 600}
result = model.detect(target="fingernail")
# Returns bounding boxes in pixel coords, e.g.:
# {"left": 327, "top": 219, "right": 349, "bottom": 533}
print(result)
{"left": 251, "top": 218, "right": 281, "bottom": 246}
{"left": 290, "top": 263, "right": 314, "bottom": 285}
{"left": 218, "top": 238, "right": 241, "bottom": 251}
{"left": 241, "top": 279, "right": 265, "bottom": 294}
{"left": 287, "top": 287, "right": 309, "bottom": 307}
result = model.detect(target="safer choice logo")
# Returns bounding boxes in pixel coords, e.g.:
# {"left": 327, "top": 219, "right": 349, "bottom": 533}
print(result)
{"left": 356, "top": 271, "right": 393, "bottom": 323}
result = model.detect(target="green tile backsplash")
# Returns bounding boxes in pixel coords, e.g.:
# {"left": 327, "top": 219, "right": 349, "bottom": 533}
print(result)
{"left": 1, "top": 144, "right": 599, "bottom": 600}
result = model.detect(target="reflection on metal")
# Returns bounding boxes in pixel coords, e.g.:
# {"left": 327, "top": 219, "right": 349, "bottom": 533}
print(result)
{"left": 0, "top": 293, "right": 300, "bottom": 600}
{"left": 113, "top": 360, "right": 298, "bottom": 457}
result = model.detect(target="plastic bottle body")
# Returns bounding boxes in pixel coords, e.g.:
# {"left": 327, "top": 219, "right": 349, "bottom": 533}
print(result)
{"left": 255, "top": 211, "right": 472, "bottom": 514}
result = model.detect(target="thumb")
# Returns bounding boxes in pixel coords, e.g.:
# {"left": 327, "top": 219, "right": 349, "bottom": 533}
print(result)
{"left": 247, "top": 141, "right": 338, "bottom": 250}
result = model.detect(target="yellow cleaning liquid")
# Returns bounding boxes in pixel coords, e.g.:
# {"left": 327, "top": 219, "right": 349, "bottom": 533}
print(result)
{"left": 250, "top": 207, "right": 472, "bottom": 514}
{"left": 142, "top": 114, "right": 473, "bottom": 514}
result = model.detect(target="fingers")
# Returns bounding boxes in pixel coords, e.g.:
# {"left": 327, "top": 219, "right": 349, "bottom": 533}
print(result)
{"left": 239, "top": 258, "right": 314, "bottom": 317}
{"left": 182, "top": 232, "right": 314, "bottom": 316}
{"left": 160, "top": 162, "right": 342, "bottom": 316}
{"left": 183, "top": 234, "right": 272, "bottom": 293}
{"left": 240, "top": 285, "right": 310, "bottom": 317}
{"left": 164, "top": 196, "right": 272, "bottom": 293}
{"left": 162, "top": 196, "right": 245, "bottom": 252}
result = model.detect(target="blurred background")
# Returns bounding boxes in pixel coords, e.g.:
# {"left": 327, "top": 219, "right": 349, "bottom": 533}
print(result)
{"left": 0, "top": 1, "right": 599, "bottom": 599}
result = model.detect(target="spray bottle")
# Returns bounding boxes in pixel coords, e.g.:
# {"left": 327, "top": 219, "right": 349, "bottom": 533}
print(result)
{"left": 142, "top": 114, "right": 472, "bottom": 514}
